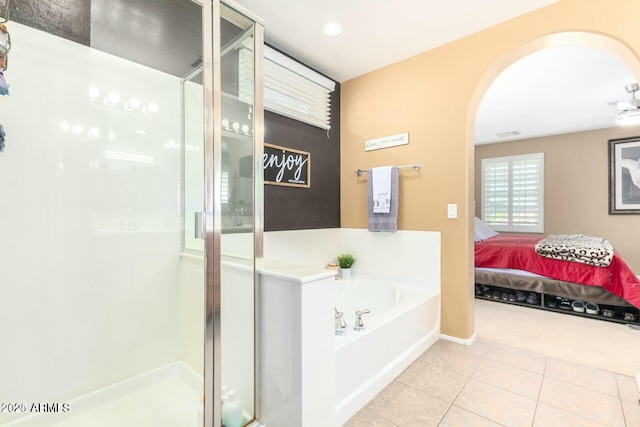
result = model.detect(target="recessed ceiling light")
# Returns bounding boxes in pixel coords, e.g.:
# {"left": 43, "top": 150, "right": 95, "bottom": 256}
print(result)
{"left": 322, "top": 22, "right": 343, "bottom": 37}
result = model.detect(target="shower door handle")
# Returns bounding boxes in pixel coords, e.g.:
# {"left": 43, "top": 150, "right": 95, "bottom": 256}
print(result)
{"left": 194, "top": 212, "right": 206, "bottom": 239}
{"left": 194, "top": 212, "right": 217, "bottom": 239}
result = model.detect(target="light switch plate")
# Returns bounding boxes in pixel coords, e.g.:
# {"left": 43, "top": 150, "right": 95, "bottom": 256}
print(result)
{"left": 447, "top": 204, "right": 457, "bottom": 219}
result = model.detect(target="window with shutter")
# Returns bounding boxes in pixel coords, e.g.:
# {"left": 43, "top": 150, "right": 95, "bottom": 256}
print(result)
{"left": 481, "top": 153, "right": 544, "bottom": 233}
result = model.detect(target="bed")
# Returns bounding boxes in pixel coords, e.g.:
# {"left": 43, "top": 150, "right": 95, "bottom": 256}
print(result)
{"left": 473, "top": 219, "right": 640, "bottom": 313}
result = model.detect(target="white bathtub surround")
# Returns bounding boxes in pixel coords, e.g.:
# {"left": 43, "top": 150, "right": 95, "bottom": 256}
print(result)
{"left": 265, "top": 228, "right": 441, "bottom": 289}
{"left": 264, "top": 228, "right": 441, "bottom": 426}
{"left": 264, "top": 228, "right": 341, "bottom": 268}
{"left": 258, "top": 261, "right": 337, "bottom": 427}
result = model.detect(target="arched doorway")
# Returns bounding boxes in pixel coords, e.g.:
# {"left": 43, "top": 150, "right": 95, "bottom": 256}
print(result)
{"left": 467, "top": 32, "right": 640, "bottom": 357}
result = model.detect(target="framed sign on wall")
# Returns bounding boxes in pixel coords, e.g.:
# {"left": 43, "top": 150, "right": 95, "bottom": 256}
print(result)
{"left": 263, "top": 143, "right": 310, "bottom": 188}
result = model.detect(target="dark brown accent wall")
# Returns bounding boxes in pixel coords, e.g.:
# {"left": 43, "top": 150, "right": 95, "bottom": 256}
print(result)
{"left": 10, "top": 0, "right": 202, "bottom": 78}
{"left": 264, "top": 84, "right": 341, "bottom": 231}
{"left": 10, "top": 0, "right": 91, "bottom": 46}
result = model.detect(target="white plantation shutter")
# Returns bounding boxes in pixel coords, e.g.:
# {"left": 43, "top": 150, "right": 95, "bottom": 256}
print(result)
{"left": 481, "top": 153, "right": 544, "bottom": 232}
{"left": 482, "top": 159, "right": 510, "bottom": 228}
{"left": 239, "top": 43, "right": 335, "bottom": 130}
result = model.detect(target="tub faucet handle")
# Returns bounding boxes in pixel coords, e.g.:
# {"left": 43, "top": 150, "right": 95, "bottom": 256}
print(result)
{"left": 354, "top": 309, "right": 370, "bottom": 331}
{"left": 335, "top": 307, "right": 347, "bottom": 336}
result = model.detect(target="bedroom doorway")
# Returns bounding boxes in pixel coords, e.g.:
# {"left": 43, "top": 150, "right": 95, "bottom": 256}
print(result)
{"left": 469, "top": 31, "right": 640, "bottom": 348}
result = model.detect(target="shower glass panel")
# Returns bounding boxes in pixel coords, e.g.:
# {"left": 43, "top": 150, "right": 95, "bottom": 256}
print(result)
{"left": 0, "top": 0, "right": 209, "bottom": 426}
{"left": 183, "top": 2, "right": 261, "bottom": 426}
{"left": 221, "top": 5, "right": 257, "bottom": 425}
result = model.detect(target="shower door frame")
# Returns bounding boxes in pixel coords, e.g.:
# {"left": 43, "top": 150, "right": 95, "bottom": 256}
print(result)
{"left": 202, "top": 1, "right": 264, "bottom": 426}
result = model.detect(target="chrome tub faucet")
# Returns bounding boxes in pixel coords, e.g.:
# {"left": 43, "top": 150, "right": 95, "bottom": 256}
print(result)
{"left": 354, "top": 309, "right": 370, "bottom": 331}
{"left": 335, "top": 307, "right": 347, "bottom": 335}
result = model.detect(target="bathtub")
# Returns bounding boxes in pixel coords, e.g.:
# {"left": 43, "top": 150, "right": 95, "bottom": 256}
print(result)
{"left": 334, "top": 278, "right": 440, "bottom": 426}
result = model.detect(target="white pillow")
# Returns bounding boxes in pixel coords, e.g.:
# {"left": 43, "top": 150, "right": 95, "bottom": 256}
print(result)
{"left": 474, "top": 217, "right": 499, "bottom": 242}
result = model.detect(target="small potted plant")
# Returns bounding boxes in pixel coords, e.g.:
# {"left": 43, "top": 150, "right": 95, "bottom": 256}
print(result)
{"left": 337, "top": 252, "right": 356, "bottom": 279}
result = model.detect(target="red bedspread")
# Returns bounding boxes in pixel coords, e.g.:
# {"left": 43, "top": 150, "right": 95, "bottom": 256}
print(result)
{"left": 475, "top": 235, "right": 640, "bottom": 308}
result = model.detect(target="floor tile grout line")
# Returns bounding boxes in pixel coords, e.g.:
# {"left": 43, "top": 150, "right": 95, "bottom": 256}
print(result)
{"left": 459, "top": 339, "right": 623, "bottom": 427}
{"left": 377, "top": 411, "right": 402, "bottom": 427}
{"left": 417, "top": 356, "right": 483, "bottom": 379}
{"left": 464, "top": 343, "right": 546, "bottom": 402}
{"left": 431, "top": 341, "right": 491, "bottom": 426}
{"left": 359, "top": 403, "right": 402, "bottom": 427}
{"left": 617, "top": 392, "right": 629, "bottom": 427}
{"left": 483, "top": 343, "right": 549, "bottom": 376}
{"left": 530, "top": 357, "right": 547, "bottom": 427}
{"left": 434, "top": 341, "right": 515, "bottom": 426}
{"left": 529, "top": 356, "right": 547, "bottom": 427}
{"left": 535, "top": 377, "right": 628, "bottom": 427}
{"left": 438, "top": 403, "right": 510, "bottom": 427}
{"left": 440, "top": 365, "right": 475, "bottom": 423}
{"left": 435, "top": 402, "right": 454, "bottom": 427}
{"left": 542, "top": 372, "right": 622, "bottom": 399}
{"left": 468, "top": 374, "right": 543, "bottom": 402}
{"left": 546, "top": 355, "right": 626, "bottom": 377}
{"left": 361, "top": 407, "right": 402, "bottom": 427}
{"left": 367, "top": 379, "right": 452, "bottom": 427}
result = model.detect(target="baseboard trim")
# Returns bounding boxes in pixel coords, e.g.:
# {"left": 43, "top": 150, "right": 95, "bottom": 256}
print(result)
{"left": 440, "top": 332, "right": 477, "bottom": 346}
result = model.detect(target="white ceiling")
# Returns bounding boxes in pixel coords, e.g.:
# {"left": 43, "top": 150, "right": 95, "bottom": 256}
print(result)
{"left": 475, "top": 46, "right": 637, "bottom": 144}
{"left": 232, "top": 0, "right": 560, "bottom": 82}
{"left": 232, "top": 0, "right": 638, "bottom": 144}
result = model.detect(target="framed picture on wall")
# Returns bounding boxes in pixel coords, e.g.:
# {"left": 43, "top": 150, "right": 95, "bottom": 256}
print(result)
{"left": 609, "top": 136, "right": 640, "bottom": 214}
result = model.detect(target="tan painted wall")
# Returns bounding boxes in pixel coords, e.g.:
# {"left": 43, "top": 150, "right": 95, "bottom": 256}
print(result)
{"left": 340, "top": 0, "right": 640, "bottom": 339}
{"left": 475, "top": 127, "right": 640, "bottom": 273}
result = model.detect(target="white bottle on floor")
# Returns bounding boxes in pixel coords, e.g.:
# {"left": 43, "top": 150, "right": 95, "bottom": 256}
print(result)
{"left": 221, "top": 390, "right": 243, "bottom": 427}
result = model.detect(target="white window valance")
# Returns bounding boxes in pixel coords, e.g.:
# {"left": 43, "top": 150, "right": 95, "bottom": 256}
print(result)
{"left": 239, "top": 43, "right": 335, "bottom": 130}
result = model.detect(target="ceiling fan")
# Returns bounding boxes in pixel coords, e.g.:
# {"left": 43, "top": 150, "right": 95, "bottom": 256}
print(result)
{"left": 609, "top": 83, "right": 640, "bottom": 126}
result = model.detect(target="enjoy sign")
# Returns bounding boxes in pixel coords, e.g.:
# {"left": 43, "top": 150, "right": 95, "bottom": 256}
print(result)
{"left": 263, "top": 143, "right": 310, "bottom": 188}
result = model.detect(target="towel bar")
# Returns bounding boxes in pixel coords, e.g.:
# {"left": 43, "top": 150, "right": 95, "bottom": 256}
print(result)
{"left": 355, "top": 162, "right": 421, "bottom": 176}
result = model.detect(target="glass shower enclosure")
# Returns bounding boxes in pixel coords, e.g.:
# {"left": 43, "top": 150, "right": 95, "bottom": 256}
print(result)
{"left": 0, "top": 1, "right": 262, "bottom": 426}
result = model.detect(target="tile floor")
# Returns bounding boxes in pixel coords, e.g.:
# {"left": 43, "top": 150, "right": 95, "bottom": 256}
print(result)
{"left": 343, "top": 338, "right": 640, "bottom": 427}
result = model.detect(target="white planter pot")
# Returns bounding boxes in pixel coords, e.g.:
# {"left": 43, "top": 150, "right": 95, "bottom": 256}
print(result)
{"left": 339, "top": 268, "right": 352, "bottom": 279}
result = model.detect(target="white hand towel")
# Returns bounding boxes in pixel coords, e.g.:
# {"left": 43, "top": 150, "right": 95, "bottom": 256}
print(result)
{"left": 368, "top": 167, "right": 399, "bottom": 232}
{"left": 372, "top": 166, "right": 392, "bottom": 213}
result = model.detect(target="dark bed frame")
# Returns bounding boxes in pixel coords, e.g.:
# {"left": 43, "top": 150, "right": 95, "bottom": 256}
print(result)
{"left": 475, "top": 268, "right": 640, "bottom": 326}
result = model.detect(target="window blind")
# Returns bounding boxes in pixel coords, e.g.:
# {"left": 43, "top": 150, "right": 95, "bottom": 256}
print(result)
{"left": 221, "top": 170, "right": 229, "bottom": 204}
{"left": 239, "top": 42, "right": 336, "bottom": 130}
{"left": 481, "top": 153, "right": 544, "bottom": 233}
